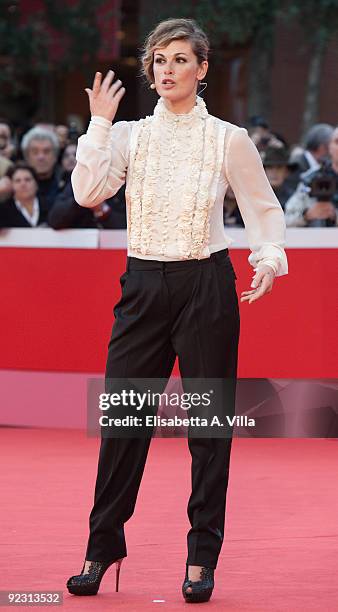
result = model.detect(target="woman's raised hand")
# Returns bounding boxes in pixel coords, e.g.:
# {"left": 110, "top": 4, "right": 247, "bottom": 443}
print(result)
{"left": 85, "top": 70, "right": 126, "bottom": 123}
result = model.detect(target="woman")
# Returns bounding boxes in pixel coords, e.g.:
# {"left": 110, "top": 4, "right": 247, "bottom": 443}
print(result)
{"left": 66, "top": 18, "right": 288, "bottom": 603}
{"left": 0, "top": 161, "right": 47, "bottom": 227}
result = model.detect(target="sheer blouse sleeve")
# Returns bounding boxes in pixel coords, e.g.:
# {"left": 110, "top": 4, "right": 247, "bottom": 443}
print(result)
{"left": 224, "top": 126, "right": 288, "bottom": 277}
{"left": 71, "top": 116, "right": 131, "bottom": 207}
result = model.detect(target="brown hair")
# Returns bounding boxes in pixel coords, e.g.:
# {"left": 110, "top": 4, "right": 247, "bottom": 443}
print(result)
{"left": 140, "top": 18, "right": 209, "bottom": 84}
{"left": 6, "top": 161, "right": 39, "bottom": 183}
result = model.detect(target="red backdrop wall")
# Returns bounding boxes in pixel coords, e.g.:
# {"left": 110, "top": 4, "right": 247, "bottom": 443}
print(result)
{"left": 1, "top": 247, "right": 337, "bottom": 378}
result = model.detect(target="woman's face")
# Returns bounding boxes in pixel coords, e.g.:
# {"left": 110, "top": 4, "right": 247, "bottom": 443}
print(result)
{"left": 55, "top": 124, "right": 69, "bottom": 148}
{"left": 0, "top": 123, "right": 14, "bottom": 159}
{"left": 12, "top": 169, "right": 38, "bottom": 200}
{"left": 62, "top": 144, "right": 77, "bottom": 173}
{"left": 152, "top": 39, "right": 207, "bottom": 103}
{"left": 265, "top": 165, "right": 289, "bottom": 188}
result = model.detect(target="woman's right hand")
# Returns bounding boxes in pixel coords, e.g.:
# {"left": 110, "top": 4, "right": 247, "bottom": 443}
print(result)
{"left": 85, "top": 70, "right": 126, "bottom": 123}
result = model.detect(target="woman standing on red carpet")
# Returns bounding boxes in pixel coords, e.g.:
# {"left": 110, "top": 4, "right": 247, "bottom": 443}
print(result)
{"left": 66, "top": 18, "right": 288, "bottom": 603}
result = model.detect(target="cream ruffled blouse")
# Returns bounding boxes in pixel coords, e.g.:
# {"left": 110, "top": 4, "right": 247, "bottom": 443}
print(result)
{"left": 71, "top": 95, "right": 288, "bottom": 276}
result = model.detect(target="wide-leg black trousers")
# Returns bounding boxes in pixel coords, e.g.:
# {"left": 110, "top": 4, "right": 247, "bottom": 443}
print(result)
{"left": 85, "top": 247, "right": 240, "bottom": 569}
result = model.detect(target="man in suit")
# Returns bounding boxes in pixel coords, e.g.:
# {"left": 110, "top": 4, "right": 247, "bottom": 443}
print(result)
{"left": 21, "top": 126, "right": 63, "bottom": 211}
{"left": 300, "top": 124, "right": 334, "bottom": 172}
{"left": 287, "top": 123, "right": 334, "bottom": 190}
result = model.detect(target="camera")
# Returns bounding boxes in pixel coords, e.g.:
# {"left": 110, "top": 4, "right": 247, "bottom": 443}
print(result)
{"left": 303, "top": 159, "right": 338, "bottom": 226}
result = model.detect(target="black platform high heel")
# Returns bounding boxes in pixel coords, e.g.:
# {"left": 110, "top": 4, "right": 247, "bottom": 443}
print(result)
{"left": 182, "top": 564, "right": 215, "bottom": 603}
{"left": 66, "top": 557, "right": 125, "bottom": 596}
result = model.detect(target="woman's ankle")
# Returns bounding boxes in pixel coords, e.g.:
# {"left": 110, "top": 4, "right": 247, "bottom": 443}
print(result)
{"left": 187, "top": 565, "right": 203, "bottom": 581}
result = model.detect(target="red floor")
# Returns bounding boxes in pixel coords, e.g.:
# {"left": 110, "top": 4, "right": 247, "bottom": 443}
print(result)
{"left": 1, "top": 429, "right": 338, "bottom": 611}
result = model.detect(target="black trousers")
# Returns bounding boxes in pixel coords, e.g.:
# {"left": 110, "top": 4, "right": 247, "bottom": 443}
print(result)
{"left": 85, "top": 247, "right": 240, "bottom": 569}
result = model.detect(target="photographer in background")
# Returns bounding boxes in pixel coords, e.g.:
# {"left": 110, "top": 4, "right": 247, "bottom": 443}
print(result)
{"left": 284, "top": 126, "right": 338, "bottom": 227}
{"left": 291, "top": 123, "right": 334, "bottom": 175}
{"left": 286, "top": 123, "right": 335, "bottom": 191}
{"left": 260, "top": 145, "right": 297, "bottom": 209}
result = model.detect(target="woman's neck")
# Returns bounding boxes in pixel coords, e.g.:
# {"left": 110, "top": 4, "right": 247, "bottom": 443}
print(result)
{"left": 162, "top": 92, "right": 197, "bottom": 115}
{"left": 16, "top": 196, "right": 35, "bottom": 210}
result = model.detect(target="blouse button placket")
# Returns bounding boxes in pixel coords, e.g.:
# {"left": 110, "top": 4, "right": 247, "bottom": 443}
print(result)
{"left": 160, "top": 119, "right": 178, "bottom": 256}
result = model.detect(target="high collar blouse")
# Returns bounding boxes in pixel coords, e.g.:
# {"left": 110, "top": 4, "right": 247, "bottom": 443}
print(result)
{"left": 71, "top": 95, "right": 288, "bottom": 276}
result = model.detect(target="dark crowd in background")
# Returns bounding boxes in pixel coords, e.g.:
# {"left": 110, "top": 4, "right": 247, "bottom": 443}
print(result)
{"left": 0, "top": 114, "right": 337, "bottom": 230}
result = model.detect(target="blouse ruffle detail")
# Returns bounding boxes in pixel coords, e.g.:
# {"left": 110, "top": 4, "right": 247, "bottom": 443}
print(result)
{"left": 127, "top": 95, "right": 221, "bottom": 259}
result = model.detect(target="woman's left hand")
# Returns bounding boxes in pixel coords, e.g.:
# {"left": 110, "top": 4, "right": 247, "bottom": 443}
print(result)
{"left": 240, "top": 265, "right": 275, "bottom": 304}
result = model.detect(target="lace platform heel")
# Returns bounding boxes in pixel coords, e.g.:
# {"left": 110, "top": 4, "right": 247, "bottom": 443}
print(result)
{"left": 182, "top": 564, "right": 215, "bottom": 603}
{"left": 66, "top": 557, "right": 125, "bottom": 596}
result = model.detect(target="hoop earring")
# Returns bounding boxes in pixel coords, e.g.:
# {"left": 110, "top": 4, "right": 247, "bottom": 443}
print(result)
{"left": 197, "top": 81, "right": 207, "bottom": 95}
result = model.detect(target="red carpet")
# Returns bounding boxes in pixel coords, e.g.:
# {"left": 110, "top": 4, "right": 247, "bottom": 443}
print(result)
{"left": 1, "top": 429, "right": 338, "bottom": 611}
